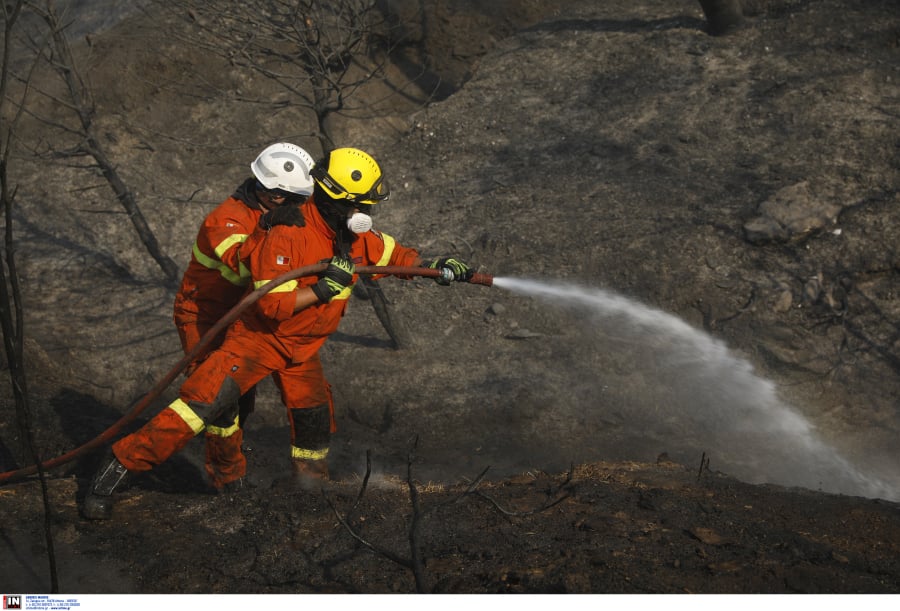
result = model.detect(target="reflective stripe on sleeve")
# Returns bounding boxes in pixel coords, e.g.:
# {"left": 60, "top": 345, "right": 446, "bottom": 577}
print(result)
{"left": 375, "top": 233, "right": 397, "bottom": 266}
{"left": 192, "top": 241, "right": 247, "bottom": 286}
{"left": 253, "top": 278, "right": 299, "bottom": 292}
{"left": 237, "top": 260, "right": 251, "bottom": 282}
{"left": 214, "top": 233, "right": 248, "bottom": 259}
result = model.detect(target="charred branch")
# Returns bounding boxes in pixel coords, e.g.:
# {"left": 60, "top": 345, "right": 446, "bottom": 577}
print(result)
{"left": 0, "top": 0, "right": 59, "bottom": 592}
{"left": 32, "top": 1, "right": 180, "bottom": 287}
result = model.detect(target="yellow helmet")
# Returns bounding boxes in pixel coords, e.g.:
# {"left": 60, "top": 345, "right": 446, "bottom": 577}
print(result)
{"left": 311, "top": 148, "right": 390, "bottom": 205}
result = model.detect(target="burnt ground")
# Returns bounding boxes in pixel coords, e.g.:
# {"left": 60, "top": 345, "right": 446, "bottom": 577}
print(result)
{"left": 4, "top": 457, "right": 900, "bottom": 594}
{"left": 2, "top": 0, "right": 900, "bottom": 595}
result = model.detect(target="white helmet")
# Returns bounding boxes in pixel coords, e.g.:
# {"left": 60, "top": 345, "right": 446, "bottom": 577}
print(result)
{"left": 251, "top": 143, "right": 316, "bottom": 196}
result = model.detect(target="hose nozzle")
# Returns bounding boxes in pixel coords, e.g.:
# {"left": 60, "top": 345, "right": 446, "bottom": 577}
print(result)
{"left": 432, "top": 268, "right": 494, "bottom": 286}
{"left": 354, "top": 265, "right": 493, "bottom": 286}
{"left": 467, "top": 272, "right": 494, "bottom": 286}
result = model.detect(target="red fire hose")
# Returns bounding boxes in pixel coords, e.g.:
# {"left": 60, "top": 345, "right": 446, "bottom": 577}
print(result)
{"left": 0, "top": 264, "right": 493, "bottom": 484}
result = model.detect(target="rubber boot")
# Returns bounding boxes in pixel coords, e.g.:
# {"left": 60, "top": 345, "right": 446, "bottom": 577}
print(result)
{"left": 216, "top": 478, "right": 245, "bottom": 495}
{"left": 205, "top": 427, "right": 247, "bottom": 490}
{"left": 82, "top": 453, "right": 130, "bottom": 520}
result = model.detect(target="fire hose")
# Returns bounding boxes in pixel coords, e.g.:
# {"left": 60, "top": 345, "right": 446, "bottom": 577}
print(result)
{"left": 0, "top": 264, "right": 493, "bottom": 484}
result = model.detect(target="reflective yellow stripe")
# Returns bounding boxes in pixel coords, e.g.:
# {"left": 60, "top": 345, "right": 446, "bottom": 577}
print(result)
{"left": 169, "top": 398, "right": 205, "bottom": 434}
{"left": 214, "top": 234, "right": 248, "bottom": 259}
{"left": 332, "top": 286, "right": 352, "bottom": 302}
{"left": 375, "top": 233, "right": 396, "bottom": 266}
{"left": 291, "top": 446, "right": 329, "bottom": 460}
{"left": 206, "top": 415, "right": 240, "bottom": 439}
{"left": 254, "top": 278, "right": 298, "bottom": 292}
{"left": 237, "top": 260, "right": 251, "bottom": 281}
{"left": 193, "top": 241, "right": 246, "bottom": 286}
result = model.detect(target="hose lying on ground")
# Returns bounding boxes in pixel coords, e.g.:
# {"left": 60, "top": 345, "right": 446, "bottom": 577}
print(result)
{"left": 0, "top": 264, "right": 493, "bottom": 484}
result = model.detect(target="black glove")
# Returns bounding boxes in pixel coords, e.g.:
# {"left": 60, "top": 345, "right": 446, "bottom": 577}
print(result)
{"left": 428, "top": 257, "right": 472, "bottom": 285}
{"left": 311, "top": 256, "right": 355, "bottom": 303}
{"left": 259, "top": 204, "right": 305, "bottom": 229}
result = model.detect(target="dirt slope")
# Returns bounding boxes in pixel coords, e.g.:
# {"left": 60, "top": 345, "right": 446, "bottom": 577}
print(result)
{"left": 1, "top": 0, "right": 899, "bottom": 595}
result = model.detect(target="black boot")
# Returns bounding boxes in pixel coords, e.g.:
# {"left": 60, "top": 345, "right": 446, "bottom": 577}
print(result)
{"left": 82, "top": 453, "right": 130, "bottom": 520}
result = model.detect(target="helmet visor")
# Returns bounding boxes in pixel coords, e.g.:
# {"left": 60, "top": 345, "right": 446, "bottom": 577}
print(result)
{"left": 312, "top": 166, "right": 390, "bottom": 205}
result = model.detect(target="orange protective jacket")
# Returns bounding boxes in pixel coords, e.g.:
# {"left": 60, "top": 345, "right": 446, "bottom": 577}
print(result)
{"left": 173, "top": 178, "right": 262, "bottom": 344}
{"left": 241, "top": 198, "right": 420, "bottom": 363}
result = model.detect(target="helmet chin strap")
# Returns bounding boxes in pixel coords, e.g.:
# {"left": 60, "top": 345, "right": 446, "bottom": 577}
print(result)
{"left": 314, "top": 199, "right": 359, "bottom": 258}
{"left": 315, "top": 199, "right": 343, "bottom": 231}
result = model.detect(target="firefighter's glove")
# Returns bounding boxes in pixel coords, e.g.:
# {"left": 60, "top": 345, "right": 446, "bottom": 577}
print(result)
{"left": 259, "top": 204, "right": 305, "bottom": 229}
{"left": 312, "top": 256, "right": 355, "bottom": 303}
{"left": 428, "top": 257, "right": 473, "bottom": 285}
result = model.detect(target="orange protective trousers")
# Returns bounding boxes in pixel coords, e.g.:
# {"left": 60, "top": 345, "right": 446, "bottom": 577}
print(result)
{"left": 173, "top": 313, "right": 256, "bottom": 488}
{"left": 113, "top": 320, "right": 334, "bottom": 488}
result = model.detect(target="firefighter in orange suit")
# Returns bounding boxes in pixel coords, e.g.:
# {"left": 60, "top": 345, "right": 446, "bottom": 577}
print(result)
{"left": 82, "top": 147, "right": 473, "bottom": 520}
{"left": 172, "top": 142, "right": 316, "bottom": 492}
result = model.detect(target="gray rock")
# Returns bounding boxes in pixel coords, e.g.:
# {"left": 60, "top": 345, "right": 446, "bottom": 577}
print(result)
{"left": 744, "top": 182, "right": 843, "bottom": 244}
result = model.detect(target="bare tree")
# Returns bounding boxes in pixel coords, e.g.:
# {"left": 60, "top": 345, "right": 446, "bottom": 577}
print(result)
{"left": 0, "top": 0, "right": 58, "bottom": 592}
{"left": 11, "top": 0, "right": 181, "bottom": 286}
{"left": 153, "top": 0, "right": 415, "bottom": 154}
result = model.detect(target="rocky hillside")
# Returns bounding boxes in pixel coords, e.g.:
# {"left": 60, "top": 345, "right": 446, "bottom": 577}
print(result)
{"left": 1, "top": 0, "right": 898, "bottom": 594}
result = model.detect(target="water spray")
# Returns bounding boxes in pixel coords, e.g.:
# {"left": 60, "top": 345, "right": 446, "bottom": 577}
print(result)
{"left": 490, "top": 276, "right": 899, "bottom": 502}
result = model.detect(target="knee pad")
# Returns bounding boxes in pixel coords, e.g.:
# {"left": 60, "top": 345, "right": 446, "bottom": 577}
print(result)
{"left": 189, "top": 376, "right": 242, "bottom": 428}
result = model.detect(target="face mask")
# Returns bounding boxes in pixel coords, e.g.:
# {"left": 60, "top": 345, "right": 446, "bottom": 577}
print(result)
{"left": 346, "top": 212, "right": 373, "bottom": 234}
